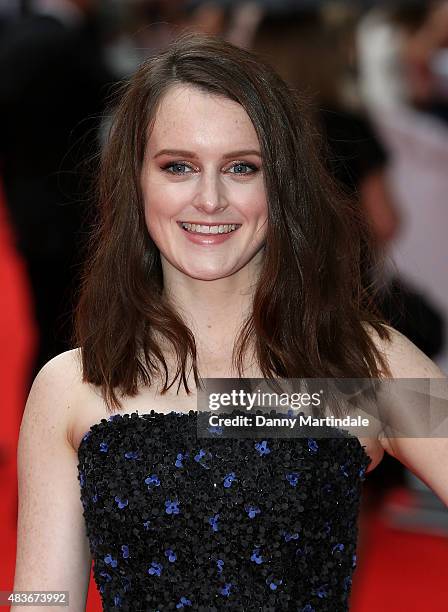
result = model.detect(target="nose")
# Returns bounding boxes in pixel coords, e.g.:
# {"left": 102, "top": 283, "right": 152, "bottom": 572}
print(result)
{"left": 192, "top": 169, "right": 228, "bottom": 214}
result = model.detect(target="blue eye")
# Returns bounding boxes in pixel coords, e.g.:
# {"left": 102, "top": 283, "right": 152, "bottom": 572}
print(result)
{"left": 161, "top": 161, "right": 258, "bottom": 176}
{"left": 229, "top": 163, "right": 257, "bottom": 175}
{"left": 163, "top": 163, "right": 192, "bottom": 175}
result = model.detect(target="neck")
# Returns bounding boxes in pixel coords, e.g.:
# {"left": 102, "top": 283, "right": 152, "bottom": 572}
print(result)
{"left": 161, "top": 254, "right": 263, "bottom": 368}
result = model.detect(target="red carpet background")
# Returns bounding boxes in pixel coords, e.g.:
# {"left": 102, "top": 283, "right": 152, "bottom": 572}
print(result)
{"left": 0, "top": 190, "right": 447, "bottom": 611}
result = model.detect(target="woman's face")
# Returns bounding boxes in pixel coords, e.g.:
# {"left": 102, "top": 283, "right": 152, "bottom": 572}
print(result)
{"left": 141, "top": 84, "right": 268, "bottom": 281}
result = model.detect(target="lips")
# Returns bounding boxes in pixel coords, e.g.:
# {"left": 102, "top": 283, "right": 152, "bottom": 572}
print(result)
{"left": 177, "top": 221, "right": 241, "bottom": 245}
{"left": 177, "top": 221, "right": 241, "bottom": 233}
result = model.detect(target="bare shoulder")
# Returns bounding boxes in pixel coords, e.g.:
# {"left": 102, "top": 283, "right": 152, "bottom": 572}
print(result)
{"left": 14, "top": 348, "right": 92, "bottom": 603}
{"left": 363, "top": 323, "right": 448, "bottom": 482}
{"left": 363, "top": 322, "right": 447, "bottom": 379}
{"left": 22, "top": 348, "right": 85, "bottom": 442}
{"left": 33, "top": 347, "right": 83, "bottom": 387}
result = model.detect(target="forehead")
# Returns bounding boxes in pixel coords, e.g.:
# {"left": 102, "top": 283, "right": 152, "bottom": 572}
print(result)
{"left": 146, "top": 84, "right": 260, "bottom": 153}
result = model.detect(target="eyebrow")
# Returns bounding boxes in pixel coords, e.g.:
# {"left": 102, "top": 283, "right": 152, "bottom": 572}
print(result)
{"left": 153, "top": 149, "right": 262, "bottom": 159}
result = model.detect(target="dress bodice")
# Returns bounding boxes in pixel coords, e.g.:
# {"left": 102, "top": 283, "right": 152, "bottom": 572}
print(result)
{"left": 77, "top": 410, "right": 371, "bottom": 611}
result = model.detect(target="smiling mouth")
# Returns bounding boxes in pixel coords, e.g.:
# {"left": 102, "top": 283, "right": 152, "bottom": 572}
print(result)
{"left": 178, "top": 222, "right": 242, "bottom": 235}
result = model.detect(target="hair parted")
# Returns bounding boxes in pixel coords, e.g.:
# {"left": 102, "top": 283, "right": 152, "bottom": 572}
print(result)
{"left": 73, "top": 30, "right": 392, "bottom": 412}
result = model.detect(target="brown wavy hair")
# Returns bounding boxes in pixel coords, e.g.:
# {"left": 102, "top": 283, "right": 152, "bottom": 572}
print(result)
{"left": 73, "top": 30, "right": 392, "bottom": 412}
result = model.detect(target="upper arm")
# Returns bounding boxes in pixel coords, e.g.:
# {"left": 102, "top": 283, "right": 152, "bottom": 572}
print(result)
{"left": 12, "top": 350, "right": 91, "bottom": 611}
{"left": 371, "top": 325, "right": 448, "bottom": 506}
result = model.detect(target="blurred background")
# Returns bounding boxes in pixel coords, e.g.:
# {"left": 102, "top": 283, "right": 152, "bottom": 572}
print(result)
{"left": 0, "top": 1, "right": 447, "bottom": 610}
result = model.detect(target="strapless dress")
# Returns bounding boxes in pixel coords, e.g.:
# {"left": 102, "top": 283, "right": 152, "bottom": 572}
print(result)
{"left": 77, "top": 409, "right": 371, "bottom": 611}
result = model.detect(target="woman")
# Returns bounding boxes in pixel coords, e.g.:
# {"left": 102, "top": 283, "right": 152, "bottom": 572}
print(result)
{"left": 13, "top": 32, "right": 447, "bottom": 611}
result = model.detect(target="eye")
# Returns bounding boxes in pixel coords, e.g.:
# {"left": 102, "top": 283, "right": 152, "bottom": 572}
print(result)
{"left": 228, "top": 162, "right": 258, "bottom": 175}
{"left": 162, "top": 162, "right": 194, "bottom": 175}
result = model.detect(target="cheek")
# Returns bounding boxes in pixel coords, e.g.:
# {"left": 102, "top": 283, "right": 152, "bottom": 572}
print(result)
{"left": 142, "top": 183, "right": 165, "bottom": 243}
{"left": 142, "top": 182, "right": 170, "bottom": 235}
{"left": 143, "top": 178, "right": 191, "bottom": 217}
{"left": 233, "top": 181, "right": 268, "bottom": 217}
{"left": 250, "top": 186, "right": 268, "bottom": 220}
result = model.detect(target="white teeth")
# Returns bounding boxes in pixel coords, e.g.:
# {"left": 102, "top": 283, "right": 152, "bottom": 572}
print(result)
{"left": 180, "top": 222, "right": 238, "bottom": 234}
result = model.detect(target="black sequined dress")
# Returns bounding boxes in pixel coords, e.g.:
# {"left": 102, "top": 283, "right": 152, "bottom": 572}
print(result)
{"left": 77, "top": 410, "right": 371, "bottom": 611}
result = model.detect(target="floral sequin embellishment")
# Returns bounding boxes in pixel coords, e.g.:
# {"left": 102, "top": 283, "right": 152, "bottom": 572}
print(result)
{"left": 165, "top": 499, "right": 180, "bottom": 515}
{"left": 145, "top": 474, "right": 160, "bottom": 490}
{"left": 255, "top": 440, "right": 271, "bottom": 456}
{"left": 245, "top": 504, "right": 261, "bottom": 518}
{"left": 114, "top": 496, "right": 128, "bottom": 509}
{"left": 165, "top": 549, "right": 177, "bottom": 562}
{"left": 77, "top": 409, "right": 371, "bottom": 611}
{"left": 147, "top": 561, "right": 163, "bottom": 576}
{"left": 286, "top": 472, "right": 300, "bottom": 487}
{"left": 223, "top": 472, "right": 236, "bottom": 488}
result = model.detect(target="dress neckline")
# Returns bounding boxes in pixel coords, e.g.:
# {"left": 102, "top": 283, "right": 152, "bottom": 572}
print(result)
{"left": 77, "top": 409, "right": 371, "bottom": 467}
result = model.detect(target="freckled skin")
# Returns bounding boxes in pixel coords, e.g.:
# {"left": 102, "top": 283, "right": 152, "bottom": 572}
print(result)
{"left": 140, "top": 83, "right": 268, "bottom": 283}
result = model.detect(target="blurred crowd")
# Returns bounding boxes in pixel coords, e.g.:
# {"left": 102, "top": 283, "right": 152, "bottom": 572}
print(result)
{"left": 0, "top": 0, "right": 448, "bottom": 511}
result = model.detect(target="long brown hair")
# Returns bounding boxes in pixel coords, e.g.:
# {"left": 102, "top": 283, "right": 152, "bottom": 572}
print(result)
{"left": 73, "top": 30, "right": 391, "bottom": 412}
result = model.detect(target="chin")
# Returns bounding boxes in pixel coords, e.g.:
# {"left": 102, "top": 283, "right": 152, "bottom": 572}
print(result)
{"left": 183, "top": 269, "right": 233, "bottom": 281}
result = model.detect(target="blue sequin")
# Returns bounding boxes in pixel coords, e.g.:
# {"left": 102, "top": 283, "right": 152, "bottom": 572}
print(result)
{"left": 104, "top": 554, "right": 117, "bottom": 568}
{"left": 307, "top": 438, "right": 319, "bottom": 453}
{"left": 175, "top": 453, "right": 185, "bottom": 468}
{"left": 332, "top": 543, "right": 344, "bottom": 554}
{"left": 286, "top": 472, "right": 300, "bottom": 487}
{"left": 175, "top": 596, "right": 192, "bottom": 608}
{"left": 207, "top": 425, "right": 223, "bottom": 435}
{"left": 219, "top": 583, "right": 233, "bottom": 596}
{"left": 340, "top": 464, "right": 349, "bottom": 477}
{"left": 165, "top": 549, "right": 177, "bottom": 562}
{"left": 255, "top": 440, "right": 271, "bottom": 456}
{"left": 124, "top": 450, "right": 139, "bottom": 459}
{"left": 316, "top": 584, "right": 328, "bottom": 598}
{"left": 99, "top": 441, "right": 108, "bottom": 453}
{"left": 165, "top": 499, "right": 180, "bottom": 515}
{"left": 194, "top": 449, "right": 205, "bottom": 462}
{"left": 251, "top": 548, "right": 263, "bottom": 564}
{"left": 145, "top": 474, "right": 160, "bottom": 489}
{"left": 267, "top": 577, "right": 283, "bottom": 590}
{"left": 245, "top": 504, "right": 261, "bottom": 518}
{"left": 147, "top": 561, "right": 163, "bottom": 576}
{"left": 223, "top": 472, "right": 236, "bottom": 488}
{"left": 114, "top": 496, "right": 128, "bottom": 509}
{"left": 121, "top": 544, "right": 129, "bottom": 559}
{"left": 194, "top": 448, "right": 212, "bottom": 469}
{"left": 209, "top": 513, "right": 220, "bottom": 532}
